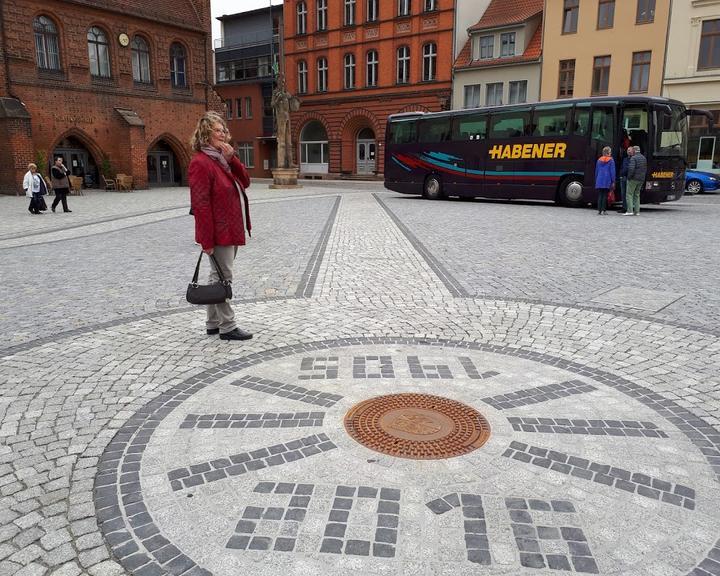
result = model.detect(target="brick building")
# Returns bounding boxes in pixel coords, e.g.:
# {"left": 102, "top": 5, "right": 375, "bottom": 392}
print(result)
{"left": 214, "top": 5, "right": 283, "bottom": 179}
{"left": 0, "top": 0, "right": 221, "bottom": 195}
{"left": 283, "top": 0, "right": 454, "bottom": 177}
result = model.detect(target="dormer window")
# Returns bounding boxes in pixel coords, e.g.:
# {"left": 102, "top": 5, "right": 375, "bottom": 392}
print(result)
{"left": 500, "top": 33, "right": 515, "bottom": 57}
{"left": 478, "top": 35, "right": 493, "bottom": 59}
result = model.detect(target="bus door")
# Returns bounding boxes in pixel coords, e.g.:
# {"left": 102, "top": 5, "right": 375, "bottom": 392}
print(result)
{"left": 585, "top": 104, "right": 616, "bottom": 191}
{"left": 452, "top": 112, "right": 487, "bottom": 197}
{"left": 486, "top": 109, "right": 532, "bottom": 198}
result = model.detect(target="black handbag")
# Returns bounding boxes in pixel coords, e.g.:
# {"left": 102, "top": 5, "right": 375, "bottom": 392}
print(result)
{"left": 186, "top": 252, "right": 232, "bottom": 305}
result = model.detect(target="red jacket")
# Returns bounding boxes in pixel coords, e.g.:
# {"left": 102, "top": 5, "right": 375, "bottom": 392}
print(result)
{"left": 189, "top": 153, "right": 251, "bottom": 251}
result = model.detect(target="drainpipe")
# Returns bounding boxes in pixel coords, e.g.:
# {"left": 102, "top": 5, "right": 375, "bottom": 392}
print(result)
{"left": 660, "top": 0, "right": 673, "bottom": 98}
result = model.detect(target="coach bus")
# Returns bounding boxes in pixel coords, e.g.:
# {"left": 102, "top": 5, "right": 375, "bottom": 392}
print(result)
{"left": 384, "top": 96, "right": 709, "bottom": 207}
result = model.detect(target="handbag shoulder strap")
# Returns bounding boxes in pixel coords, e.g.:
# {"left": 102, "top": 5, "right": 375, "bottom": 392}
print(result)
{"left": 192, "top": 251, "right": 227, "bottom": 283}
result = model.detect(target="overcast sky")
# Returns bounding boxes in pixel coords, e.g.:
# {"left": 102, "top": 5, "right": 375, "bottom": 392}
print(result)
{"left": 211, "top": 0, "right": 283, "bottom": 42}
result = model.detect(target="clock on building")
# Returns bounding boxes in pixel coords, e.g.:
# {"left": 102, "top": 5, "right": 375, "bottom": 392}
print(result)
{"left": 118, "top": 33, "right": 130, "bottom": 47}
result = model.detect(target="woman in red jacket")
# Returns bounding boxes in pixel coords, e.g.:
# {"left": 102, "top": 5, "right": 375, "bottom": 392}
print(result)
{"left": 188, "top": 111, "right": 252, "bottom": 341}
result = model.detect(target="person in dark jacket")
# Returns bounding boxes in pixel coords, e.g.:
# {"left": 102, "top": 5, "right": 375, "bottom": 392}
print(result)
{"left": 188, "top": 111, "right": 252, "bottom": 341}
{"left": 50, "top": 157, "right": 72, "bottom": 213}
{"left": 617, "top": 147, "right": 633, "bottom": 213}
{"left": 625, "top": 145, "right": 647, "bottom": 216}
{"left": 594, "top": 146, "right": 616, "bottom": 215}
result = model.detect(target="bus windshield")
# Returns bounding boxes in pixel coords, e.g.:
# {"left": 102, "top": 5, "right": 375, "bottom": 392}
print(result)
{"left": 654, "top": 104, "right": 687, "bottom": 157}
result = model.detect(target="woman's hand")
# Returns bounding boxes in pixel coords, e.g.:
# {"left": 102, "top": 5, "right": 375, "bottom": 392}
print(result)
{"left": 218, "top": 142, "right": 234, "bottom": 162}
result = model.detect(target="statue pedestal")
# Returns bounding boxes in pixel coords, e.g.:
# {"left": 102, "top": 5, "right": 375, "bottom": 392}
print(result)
{"left": 269, "top": 167, "right": 302, "bottom": 189}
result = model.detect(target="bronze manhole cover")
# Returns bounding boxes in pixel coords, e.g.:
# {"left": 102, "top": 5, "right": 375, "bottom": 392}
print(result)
{"left": 344, "top": 393, "right": 491, "bottom": 460}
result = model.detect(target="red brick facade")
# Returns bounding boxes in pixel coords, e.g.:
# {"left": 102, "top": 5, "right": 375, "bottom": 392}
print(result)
{"left": 284, "top": 0, "right": 454, "bottom": 177}
{"left": 219, "top": 84, "right": 275, "bottom": 179}
{"left": 0, "top": 0, "right": 222, "bottom": 195}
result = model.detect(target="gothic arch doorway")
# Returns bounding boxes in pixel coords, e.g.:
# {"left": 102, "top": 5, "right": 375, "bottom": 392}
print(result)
{"left": 147, "top": 140, "right": 181, "bottom": 187}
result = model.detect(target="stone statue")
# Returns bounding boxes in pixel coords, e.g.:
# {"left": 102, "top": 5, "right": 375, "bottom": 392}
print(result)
{"left": 271, "top": 74, "right": 300, "bottom": 169}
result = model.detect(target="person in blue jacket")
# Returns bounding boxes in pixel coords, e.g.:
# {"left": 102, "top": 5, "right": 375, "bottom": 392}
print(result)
{"left": 595, "top": 146, "right": 616, "bottom": 215}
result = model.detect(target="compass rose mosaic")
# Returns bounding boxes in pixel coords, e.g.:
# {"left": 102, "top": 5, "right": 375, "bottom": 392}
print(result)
{"left": 94, "top": 339, "right": 720, "bottom": 575}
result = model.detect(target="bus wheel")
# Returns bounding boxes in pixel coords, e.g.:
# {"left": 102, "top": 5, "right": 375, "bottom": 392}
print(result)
{"left": 558, "top": 176, "right": 584, "bottom": 207}
{"left": 423, "top": 175, "right": 444, "bottom": 200}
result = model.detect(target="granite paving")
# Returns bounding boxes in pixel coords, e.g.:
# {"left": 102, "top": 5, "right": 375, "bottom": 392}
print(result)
{"left": 1, "top": 183, "right": 720, "bottom": 575}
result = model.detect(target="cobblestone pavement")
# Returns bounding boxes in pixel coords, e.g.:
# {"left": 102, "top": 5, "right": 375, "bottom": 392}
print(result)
{"left": 1, "top": 183, "right": 719, "bottom": 576}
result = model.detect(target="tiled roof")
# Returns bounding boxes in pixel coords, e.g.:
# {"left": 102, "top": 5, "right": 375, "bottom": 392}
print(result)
{"left": 468, "top": 0, "right": 543, "bottom": 32}
{"left": 454, "top": 22, "right": 542, "bottom": 70}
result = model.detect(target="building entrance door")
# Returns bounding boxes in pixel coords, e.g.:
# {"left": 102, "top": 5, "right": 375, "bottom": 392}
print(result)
{"left": 356, "top": 129, "right": 376, "bottom": 175}
{"left": 147, "top": 143, "right": 177, "bottom": 186}
{"left": 54, "top": 144, "right": 97, "bottom": 188}
{"left": 147, "top": 153, "right": 174, "bottom": 185}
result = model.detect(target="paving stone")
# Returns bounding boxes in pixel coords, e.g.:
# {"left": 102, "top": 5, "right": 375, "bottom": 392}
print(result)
{"left": 2, "top": 187, "right": 720, "bottom": 576}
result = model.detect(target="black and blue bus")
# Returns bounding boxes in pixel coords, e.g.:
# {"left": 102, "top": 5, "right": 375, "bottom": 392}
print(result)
{"left": 384, "top": 96, "right": 707, "bottom": 207}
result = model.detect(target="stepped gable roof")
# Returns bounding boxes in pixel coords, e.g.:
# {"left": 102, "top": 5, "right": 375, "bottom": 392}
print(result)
{"left": 454, "top": 22, "right": 542, "bottom": 70}
{"left": 468, "top": 0, "right": 543, "bottom": 32}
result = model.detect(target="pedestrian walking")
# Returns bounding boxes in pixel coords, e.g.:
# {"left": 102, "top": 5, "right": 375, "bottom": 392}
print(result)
{"left": 23, "top": 163, "right": 49, "bottom": 215}
{"left": 617, "top": 147, "right": 633, "bottom": 213}
{"left": 188, "top": 111, "right": 253, "bottom": 341}
{"left": 625, "top": 145, "right": 647, "bottom": 216}
{"left": 50, "top": 157, "right": 72, "bottom": 213}
{"left": 594, "top": 146, "right": 615, "bottom": 215}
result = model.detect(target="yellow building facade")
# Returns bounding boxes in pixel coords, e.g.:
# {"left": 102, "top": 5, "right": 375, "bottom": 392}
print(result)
{"left": 540, "top": 0, "right": 671, "bottom": 101}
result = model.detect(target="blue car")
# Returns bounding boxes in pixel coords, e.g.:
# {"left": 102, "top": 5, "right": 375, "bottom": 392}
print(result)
{"left": 685, "top": 169, "right": 719, "bottom": 194}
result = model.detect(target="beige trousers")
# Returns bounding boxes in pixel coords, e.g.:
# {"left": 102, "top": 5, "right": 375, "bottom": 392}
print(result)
{"left": 206, "top": 245, "right": 238, "bottom": 334}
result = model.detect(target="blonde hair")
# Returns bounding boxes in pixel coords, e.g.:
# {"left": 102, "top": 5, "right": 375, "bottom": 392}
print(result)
{"left": 27, "top": 163, "right": 37, "bottom": 171}
{"left": 602, "top": 146, "right": 612, "bottom": 156}
{"left": 190, "top": 111, "right": 229, "bottom": 152}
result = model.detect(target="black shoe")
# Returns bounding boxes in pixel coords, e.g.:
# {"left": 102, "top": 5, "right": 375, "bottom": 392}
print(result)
{"left": 206, "top": 328, "right": 219, "bottom": 335}
{"left": 64, "top": 210, "right": 72, "bottom": 213}
{"left": 51, "top": 205, "right": 56, "bottom": 212}
{"left": 219, "top": 328, "right": 253, "bottom": 341}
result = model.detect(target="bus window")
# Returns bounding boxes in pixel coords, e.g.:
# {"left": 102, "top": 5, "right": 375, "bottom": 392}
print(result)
{"left": 418, "top": 117, "right": 451, "bottom": 143}
{"left": 591, "top": 107, "right": 614, "bottom": 143}
{"left": 573, "top": 106, "right": 590, "bottom": 136}
{"left": 389, "top": 120, "right": 417, "bottom": 144}
{"left": 532, "top": 106, "right": 571, "bottom": 137}
{"left": 489, "top": 109, "right": 531, "bottom": 139}
{"left": 453, "top": 113, "right": 487, "bottom": 141}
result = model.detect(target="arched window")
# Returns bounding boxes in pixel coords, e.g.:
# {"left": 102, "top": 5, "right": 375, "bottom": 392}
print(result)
{"left": 317, "top": 0, "right": 327, "bottom": 31}
{"left": 366, "top": 50, "right": 378, "bottom": 87}
{"left": 300, "top": 121, "right": 329, "bottom": 173}
{"left": 422, "top": 42, "right": 437, "bottom": 81}
{"left": 317, "top": 57, "right": 328, "bottom": 92}
{"left": 344, "top": 53, "right": 355, "bottom": 89}
{"left": 87, "top": 26, "right": 110, "bottom": 77}
{"left": 34, "top": 16, "right": 61, "bottom": 70}
{"left": 131, "top": 36, "right": 151, "bottom": 84}
{"left": 397, "top": 46, "right": 410, "bottom": 84}
{"left": 296, "top": 2, "right": 307, "bottom": 35}
{"left": 298, "top": 60, "right": 308, "bottom": 94}
{"left": 170, "top": 43, "right": 187, "bottom": 88}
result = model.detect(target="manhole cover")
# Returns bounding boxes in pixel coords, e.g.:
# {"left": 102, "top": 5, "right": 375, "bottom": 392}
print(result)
{"left": 344, "top": 393, "right": 491, "bottom": 460}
